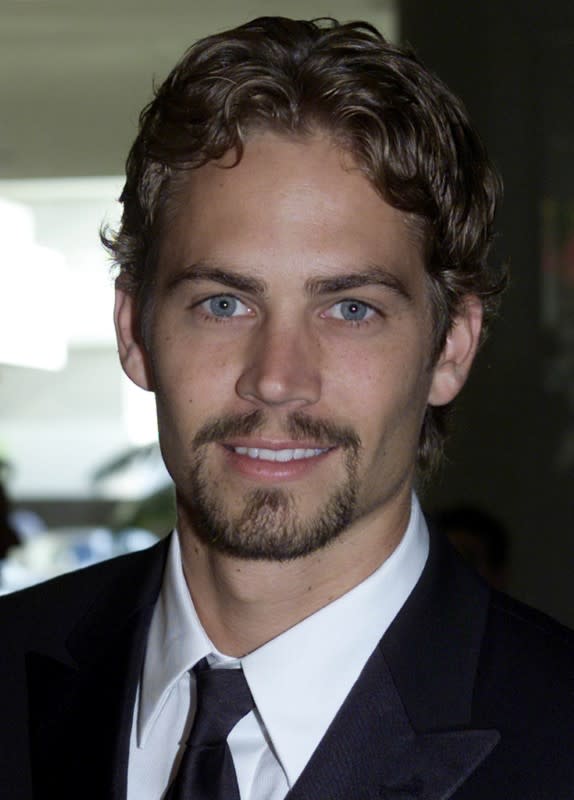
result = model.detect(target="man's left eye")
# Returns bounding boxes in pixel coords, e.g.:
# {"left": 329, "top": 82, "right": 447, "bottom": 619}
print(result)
{"left": 202, "top": 295, "right": 250, "bottom": 318}
{"left": 327, "top": 299, "right": 375, "bottom": 322}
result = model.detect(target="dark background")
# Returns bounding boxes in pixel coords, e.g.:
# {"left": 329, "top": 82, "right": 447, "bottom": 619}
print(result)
{"left": 402, "top": 0, "right": 574, "bottom": 624}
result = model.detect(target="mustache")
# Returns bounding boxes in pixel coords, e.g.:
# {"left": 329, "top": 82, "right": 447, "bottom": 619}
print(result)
{"left": 192, "top": 409, "right": 361, "bottom": 452}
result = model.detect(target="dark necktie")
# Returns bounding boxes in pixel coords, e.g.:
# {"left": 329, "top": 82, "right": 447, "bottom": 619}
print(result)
{"left": 164, "top": 658, "right": 255, "bottom": 800}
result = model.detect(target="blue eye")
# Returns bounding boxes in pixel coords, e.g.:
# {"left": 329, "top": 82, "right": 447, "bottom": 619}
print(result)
{"left": 335, "top": 300, "right": 372, "bottom": 321}
{"left": 196, "top": 293, "right": 252, "bottom": 322}
{"left": 207, "top": 295, "right": 239, "bottom": 317}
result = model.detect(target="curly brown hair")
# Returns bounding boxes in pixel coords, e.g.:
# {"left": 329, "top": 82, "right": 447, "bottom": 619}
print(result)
{"left": 103, "top": 16, "right": 506, "bottom": 470}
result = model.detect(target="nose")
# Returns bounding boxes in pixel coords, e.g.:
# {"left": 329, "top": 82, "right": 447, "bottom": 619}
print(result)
{"left": 236, "top": 318, "right": 321, "bottom": 408}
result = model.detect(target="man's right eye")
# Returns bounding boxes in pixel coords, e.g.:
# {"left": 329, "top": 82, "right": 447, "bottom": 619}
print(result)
{"left": 200, "top": 295, "right": 251, "bottom": 318}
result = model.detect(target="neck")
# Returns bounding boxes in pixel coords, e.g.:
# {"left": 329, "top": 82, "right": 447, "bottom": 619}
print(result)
{"left": 177, "top": 496, "right": 411, "bottom": 657}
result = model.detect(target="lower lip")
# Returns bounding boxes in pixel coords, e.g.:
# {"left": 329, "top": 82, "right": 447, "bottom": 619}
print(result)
{"left": 222, "top": 446, "right": 334, "bottom": 482}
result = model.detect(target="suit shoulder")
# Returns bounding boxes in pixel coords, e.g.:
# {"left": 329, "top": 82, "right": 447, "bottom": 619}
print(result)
{"left": 488, "top": 589, "right": 574, "bottom": 657}
{"left": 478, "top": 589, "right": 574, "bottom": 714}
{"left": 0, "top": 539, "right": 168, "bottom": 641}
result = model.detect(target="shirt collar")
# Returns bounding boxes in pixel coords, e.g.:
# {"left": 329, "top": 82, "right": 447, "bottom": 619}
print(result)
{"left": 137, "top": 494, "right": 429, "bottom": 783}
{"left": 137, "top": 534, "right": 212, "bottom": 746}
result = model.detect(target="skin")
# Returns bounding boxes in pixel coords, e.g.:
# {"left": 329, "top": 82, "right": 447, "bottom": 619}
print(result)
{"left": 115, "top": 132, "right": 482, "bottom": 656}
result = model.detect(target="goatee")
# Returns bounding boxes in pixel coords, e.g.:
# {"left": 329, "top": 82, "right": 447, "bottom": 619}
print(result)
{"left": 179, "top": 410, "right": 361, "bottom": 561}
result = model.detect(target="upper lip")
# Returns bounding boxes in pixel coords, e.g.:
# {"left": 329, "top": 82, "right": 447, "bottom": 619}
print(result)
{"left": 222, "top": 438, "right": 332, "bottom": 451}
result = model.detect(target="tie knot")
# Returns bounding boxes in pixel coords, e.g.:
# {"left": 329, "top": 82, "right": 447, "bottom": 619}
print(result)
{"left": 189, "top": 660, "right": 255, "bottom": 746}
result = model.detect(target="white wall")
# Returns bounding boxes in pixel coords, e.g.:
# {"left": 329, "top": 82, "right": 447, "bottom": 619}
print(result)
{"left": 0, "top": 178, "right": 159, "bottom": 499}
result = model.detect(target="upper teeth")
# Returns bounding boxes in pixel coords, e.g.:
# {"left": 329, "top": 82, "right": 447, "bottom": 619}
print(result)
{"left": 233, "top": 447, "right": 327, "bottom": 462}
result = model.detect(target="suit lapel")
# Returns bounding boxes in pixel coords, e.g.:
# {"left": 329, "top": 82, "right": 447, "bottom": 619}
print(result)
{"left": 289, "top": 534, "right": 500, "bottom": 800}
{"left": 26, "top": 538, "right": 169, "bottom": 800}
{"left": 288, "top": 646, "right": 498, "bottom": 800}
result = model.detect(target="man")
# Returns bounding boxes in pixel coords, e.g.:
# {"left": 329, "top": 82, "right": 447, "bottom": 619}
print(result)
{"left": 2, "top": 16, "right": 573, "bottom": 800}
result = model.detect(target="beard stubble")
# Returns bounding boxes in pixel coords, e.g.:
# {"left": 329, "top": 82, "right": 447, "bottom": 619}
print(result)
{"left": 177, "top": 409, "right": 362, "bottom": 561}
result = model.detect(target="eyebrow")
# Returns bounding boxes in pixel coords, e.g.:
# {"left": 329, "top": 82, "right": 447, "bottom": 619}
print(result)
{"left": 305, "top": 266, "right": 412, "bottom": 301}
{"left": 165, "top": 262, "right": 412, "bottom": 301}
{"left": 165, "top": 263, "right": 267, "bottom": 297}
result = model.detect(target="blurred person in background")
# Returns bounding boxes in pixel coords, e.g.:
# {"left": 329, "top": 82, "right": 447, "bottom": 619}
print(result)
{"left": 432, "top": 505, "right": 510, "bottom": 590}
{"left": 0, "top": 476, "right": 19, "bottom": 559}
{"left": 1, "top": 16, "right": 573, "bottom": 800}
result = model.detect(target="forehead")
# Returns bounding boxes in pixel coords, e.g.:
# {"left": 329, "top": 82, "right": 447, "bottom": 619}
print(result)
{"left": 159, "top": 132, "right": 425, "bottom": 289}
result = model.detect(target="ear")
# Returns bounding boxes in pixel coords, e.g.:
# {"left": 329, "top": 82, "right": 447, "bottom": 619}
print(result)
{"left": 113, "top": 284, "right": 154, "bottom": 391}
{"left": 428, "top": 295, "right": 483, "bottom": 406}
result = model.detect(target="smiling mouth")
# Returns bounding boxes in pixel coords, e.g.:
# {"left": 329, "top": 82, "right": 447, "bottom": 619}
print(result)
{"left": 229, "top": 446, "right": 330, "bottom": 462}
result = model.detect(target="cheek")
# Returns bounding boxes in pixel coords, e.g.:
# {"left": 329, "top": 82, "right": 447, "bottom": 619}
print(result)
{"left": 350, "top": 357, "right": 432, "bottom": 499}
{"left": 152, "top": 337, "right": 243, "bottom": 426}
{"left": 331, "top": 338, "right": 428, "bottom": 400}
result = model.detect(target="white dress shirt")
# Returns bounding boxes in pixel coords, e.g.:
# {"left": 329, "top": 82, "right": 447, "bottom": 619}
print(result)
{"left": 127, "top": 494, "right": 429, "bottom": 800}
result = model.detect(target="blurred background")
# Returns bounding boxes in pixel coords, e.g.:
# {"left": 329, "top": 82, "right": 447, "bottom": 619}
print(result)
{"left": 0, "top": 1, "right": 573, "bottom": 623}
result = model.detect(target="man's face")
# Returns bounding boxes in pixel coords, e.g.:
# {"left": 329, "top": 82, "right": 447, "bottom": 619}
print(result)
{"left": 116, "top": 133, "right": 474, "bottom": 560}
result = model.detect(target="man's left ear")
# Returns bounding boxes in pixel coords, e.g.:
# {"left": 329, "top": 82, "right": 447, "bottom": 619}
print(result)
{"left": 428, "top": 295, "right": 483, "bottom": 406}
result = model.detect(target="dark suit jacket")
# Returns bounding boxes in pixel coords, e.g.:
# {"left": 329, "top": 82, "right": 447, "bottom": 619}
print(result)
{"left": 1, "top": 530, "right": 574, "bottom": 799}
